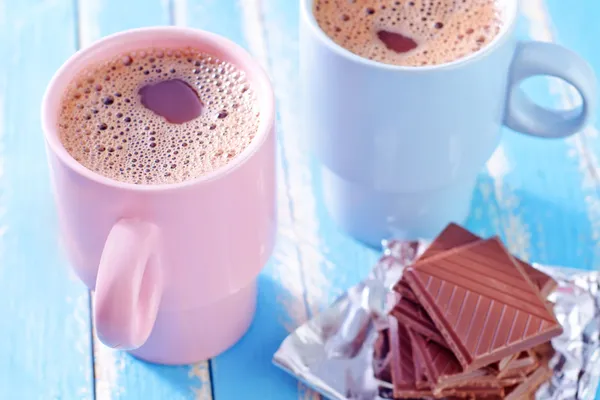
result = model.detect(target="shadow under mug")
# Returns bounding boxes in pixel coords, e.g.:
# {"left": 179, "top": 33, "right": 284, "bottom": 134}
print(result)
{"left": 300, "top": 0, "right": 597, "bottom": 247}
{"left": 42, "top": 27, "right": 276, "bottom": 364}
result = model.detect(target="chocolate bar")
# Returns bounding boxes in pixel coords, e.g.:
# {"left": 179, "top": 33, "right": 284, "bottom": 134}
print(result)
{"left": 410, "top": 332, "right": 430, "bottom": 389}
{"left": 373, "top": 329, "right": 392, "bottom": 382}
{"left": 409, "top": 330, "right": 500, "bottom": 395}
{"left": 442, "top": 386, "right": 505, "bottom": 399}
{"left": 420, "top": 223, "right": 481, "bottom": 259}
{"left": 404, "top": 238, "right": 563, "bottom": 371}
{"left": 393, "top": 280, "right": 418, "bottom": 303}
{"left": 391, "top": 297, "right": 448, "bottom": 347}
{"left": 387, "top": 317, "right": 434, "bottom": 398}
{"left": 393, "top": 223, "right": 557, "bottom": 298}
{"left": 532, "top": 342, "right": 556, "bottom": 361}
{"left": 382, "top": 320, "right": 507, "bottom": 399}
{"left": 494, "top": 351, "right": 539, "bottom": 380}
{"left": 505, "top": 366, "right": 552, "bottom": 400}
{"left": 377, "top": 225, "right": 560, "bottom": 399}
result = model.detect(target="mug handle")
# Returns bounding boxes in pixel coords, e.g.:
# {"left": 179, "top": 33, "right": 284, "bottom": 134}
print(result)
{"left": 93, "top": 219, "right": 163, "bottom": 350}
{"left": 505, "top": 41, "right": 597, "bottom": 138}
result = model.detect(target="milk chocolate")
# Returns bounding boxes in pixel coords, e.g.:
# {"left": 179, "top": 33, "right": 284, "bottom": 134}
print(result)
{"left": 391, "top": 298, "right": 448, "bottom": 347}
{"left": 387, "top": 317, "right": 433, "bottom": 398}
{"left": 505, "top": 366, "right": 552, "bottom": 400}
{"left": 393, "top": 280, "right": 418, "bottom": 303}
{"left": 382, "top": 319, "right": 502, "bottom": 399}
{"left": 532, "top": 342, "right": 556, "bottom": 361}
{"left": 442, "top": 386, "right": 505, "bottom": 398}
{"left": 409, "top": 330, "right": 499, "bottom": 395}
{"left": 495, "top": 351, "right": 539, "bottom": 380}
{"left": 410, "top": 331, "right": 429, "bottom": 390}
{"left": 373, "top": 329, "right": 392, "bottom": 382}
{"left": 419, "top": 223, "right": 481, "bottom": 259}
{"left": 404, "top": 239, "right": 563, "bottom": 371}
{"left": 394, "top": 223, "right": 557, "bottom": 298}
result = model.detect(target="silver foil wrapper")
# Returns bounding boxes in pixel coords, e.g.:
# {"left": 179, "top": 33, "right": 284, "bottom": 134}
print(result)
{"left": 273, "top": 240, "right": 600, "bottom": 400}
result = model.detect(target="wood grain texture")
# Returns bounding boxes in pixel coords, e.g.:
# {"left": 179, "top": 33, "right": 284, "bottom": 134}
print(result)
{"left": 539, "top": 0, "right": 600, "bottom": 273}
{"left": 0, "top": 0, "right": 93, "bottom": 398}
{"left": 467, "top": 2, "right": 596, "bottom": 272}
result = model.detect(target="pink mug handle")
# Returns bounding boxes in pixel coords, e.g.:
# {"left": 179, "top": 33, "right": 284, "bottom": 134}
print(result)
{"left": 93, "top": 219, "right": 163, "bottom": 350}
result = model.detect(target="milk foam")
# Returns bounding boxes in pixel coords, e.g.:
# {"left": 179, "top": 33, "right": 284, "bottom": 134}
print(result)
{"left": 313, "top": 0, "right": 503, "bottom": 66}
{"left": 58, "top": 47, "right": 260, "bottom": 185}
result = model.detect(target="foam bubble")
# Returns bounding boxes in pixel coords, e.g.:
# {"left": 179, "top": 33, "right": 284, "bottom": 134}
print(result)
{"left": 58, "top": 47, "right": 260, "bottom": 185}
{"left": 313, "top": 0, "right": 503, "bottom": 66}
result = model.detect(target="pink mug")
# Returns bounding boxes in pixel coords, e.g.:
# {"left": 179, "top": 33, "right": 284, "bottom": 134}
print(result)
{"left": 41, "top": 27, "right": 276, "bottom": 364}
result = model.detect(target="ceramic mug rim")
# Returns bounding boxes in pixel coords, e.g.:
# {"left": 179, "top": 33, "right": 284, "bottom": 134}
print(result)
{"left": 41, "top": 26, "right": 275, "bottom": 193}
{"left": 300, "top": 0, "right": 519, "bottom": 72}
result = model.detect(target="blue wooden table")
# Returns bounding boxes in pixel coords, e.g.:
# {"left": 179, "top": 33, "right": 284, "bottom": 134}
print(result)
{"left": 0, "top": 0, "right": 598, "bottom": 399}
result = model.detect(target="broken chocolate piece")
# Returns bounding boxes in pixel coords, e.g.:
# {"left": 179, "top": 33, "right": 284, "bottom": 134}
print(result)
{"left": 409, "top": 330, "right": 499, "bottom": 395}
{"left": 495, "top": 351, "right": 539, "bottom": 380}
{"left": 394, "top": 223, "right": 557, "bottom": 298}
{"left": 404, "top": 238, "right": 563, "bottom": 371}
{"left": 505, "top": 365, "right": 552, "bottom": 400}
{"left": 393, "top": 280, "right": 418, "bottom": 303}
{"left": 387, "top": 317, "right": 433, "bottom": 398}
{"left": 373, "top": 329, "right": 392, "bottom": 382}
{"left": 391, "top": 298, "right": 447, "bottom": 347}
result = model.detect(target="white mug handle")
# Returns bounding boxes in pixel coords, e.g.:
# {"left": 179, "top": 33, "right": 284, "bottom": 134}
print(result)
{"left": 505, "top": 41, "right": 597, "bottom": 138}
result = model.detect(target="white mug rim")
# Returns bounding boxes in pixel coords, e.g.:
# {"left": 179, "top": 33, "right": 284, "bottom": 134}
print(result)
{"left": 41, "top": 26, "right": 275, "bottom": 193}
{"left": 300, "top": 0, "right": 519, "bottom": 72}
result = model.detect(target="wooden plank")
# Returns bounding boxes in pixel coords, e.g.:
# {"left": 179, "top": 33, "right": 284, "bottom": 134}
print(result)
{"left": 180, "top": 1, "right": 316, "bottom": 399}
{"left": 518, "top": 2, "right": 600, "bottom": 397}
{"left": 0, "top": 1, "right": 94, "bottom": 398}
{"left": 542, "top": 0, "right": 600, "bottom": 273}
{"left": 466, "top": 0, "right": 598, "bottom": 271}
{"left": 76, "top": 1, "right": 212, "bottom": 399}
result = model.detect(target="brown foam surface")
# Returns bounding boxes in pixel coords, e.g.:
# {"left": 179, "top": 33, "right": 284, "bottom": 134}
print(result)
{"left": 404, "top": 238, "right": 563, "bottom": 371}
{"left": 313, "top": 0, "right": 504, "bottom": 66}
{"left": 59, "top": 47, "right": 260, "bottom": 185}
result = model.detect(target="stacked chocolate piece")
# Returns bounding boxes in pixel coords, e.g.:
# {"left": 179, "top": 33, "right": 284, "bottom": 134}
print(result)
{"left": 374, "top": 224, "right": 561, "bottom": 399}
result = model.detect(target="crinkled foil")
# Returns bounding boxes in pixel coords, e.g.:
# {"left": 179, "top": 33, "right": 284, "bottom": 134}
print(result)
{"left": 273, "top": 240, "right": 600, "bottom": 400}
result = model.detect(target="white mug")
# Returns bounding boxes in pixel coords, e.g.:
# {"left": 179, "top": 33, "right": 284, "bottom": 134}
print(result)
{"left": 300, "top": 0, "right": 597, "bottom": 246}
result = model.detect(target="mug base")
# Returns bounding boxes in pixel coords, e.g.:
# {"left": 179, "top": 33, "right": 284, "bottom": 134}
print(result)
{"left": 321, "top": 167, "right": 476, "bottom": 247}
{"left": 127, "top": 280, "right": 257, "bottom": 365}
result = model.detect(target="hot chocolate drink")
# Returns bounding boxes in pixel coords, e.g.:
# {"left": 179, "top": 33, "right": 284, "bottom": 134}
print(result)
{"left": 313, "top": 0, "right": 504, "bottom": 66}
{"left": 58, "top": 47, "right": 260, "bottom": 185}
